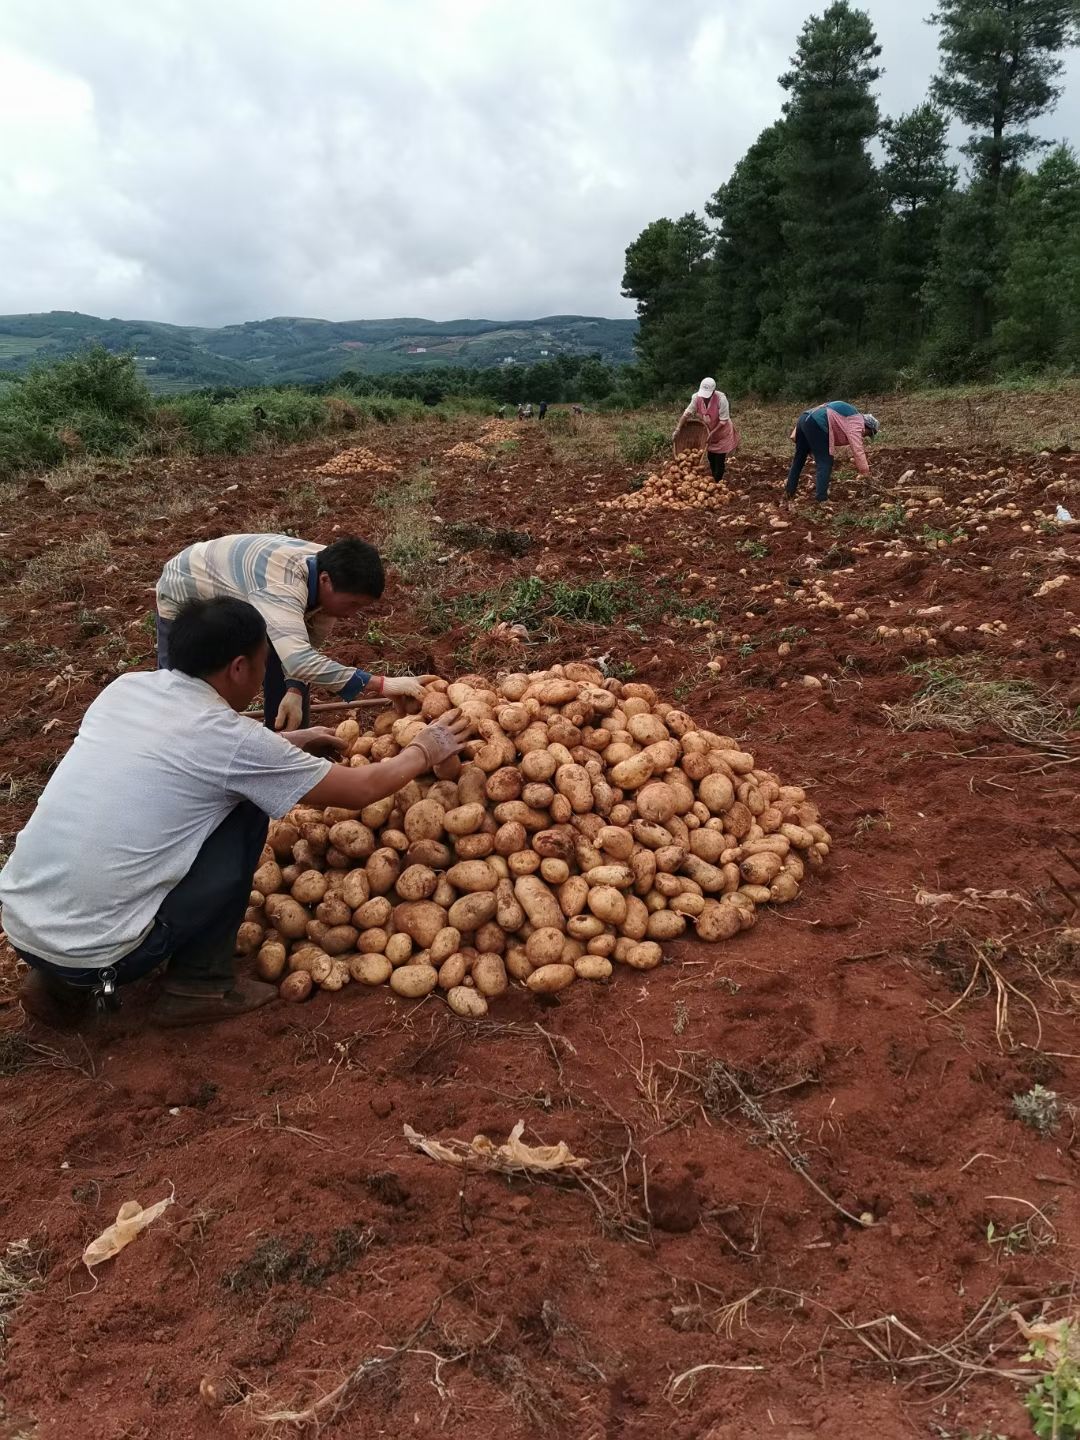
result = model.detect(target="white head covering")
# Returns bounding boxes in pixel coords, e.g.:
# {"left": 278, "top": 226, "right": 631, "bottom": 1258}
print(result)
{"left": 863, "top": 413, "right": 880, "bottom": 436}
{"left": 690, "top": 377, "right": 730, "bottom": 422}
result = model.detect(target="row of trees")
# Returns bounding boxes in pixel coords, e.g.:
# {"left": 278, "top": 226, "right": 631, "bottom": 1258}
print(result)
{"left": 623, "top": 0, "right": 1080, "bottom": 395}
{"left": 311, "top": 352, "right": 631, "bottom": 407}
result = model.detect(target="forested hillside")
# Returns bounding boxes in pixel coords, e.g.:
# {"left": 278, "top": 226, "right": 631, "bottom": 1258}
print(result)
{"left": 0, "top": 312, "right": 638, "bottom": 390}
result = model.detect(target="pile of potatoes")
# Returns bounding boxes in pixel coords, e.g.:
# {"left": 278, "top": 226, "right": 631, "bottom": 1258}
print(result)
{"left": 602, "top": 455, "right": 729, "bottom": 513}
{"left": 316, "top": 446, "right": 397, "bottom": 478}
{"left": 238, "top": 666, "right": 831, "bottom": 1017}
{"left": 445, "top": 441, "right": 489, "bottom": 462}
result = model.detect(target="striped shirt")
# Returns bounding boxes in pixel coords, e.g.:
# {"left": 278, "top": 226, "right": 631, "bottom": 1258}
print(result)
{"left": 156, "top": 535, "right": 370, "bottom": 699}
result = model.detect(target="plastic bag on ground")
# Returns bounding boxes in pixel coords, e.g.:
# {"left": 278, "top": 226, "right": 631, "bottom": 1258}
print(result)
{"left": 82, "top": 1192, "right": 175, "bottom": 1270}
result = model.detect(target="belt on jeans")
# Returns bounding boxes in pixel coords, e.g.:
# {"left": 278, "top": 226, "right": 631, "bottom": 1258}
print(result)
{"left": 94, "top": 966, "right": 121, "bottom": 1011}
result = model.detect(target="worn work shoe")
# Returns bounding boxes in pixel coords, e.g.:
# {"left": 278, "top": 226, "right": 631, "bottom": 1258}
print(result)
{"left": 151, "top": 976, "right": 277, "bottom": 1028}
{"left": 19, "top": 969, "right": 94, "bottom": 1032}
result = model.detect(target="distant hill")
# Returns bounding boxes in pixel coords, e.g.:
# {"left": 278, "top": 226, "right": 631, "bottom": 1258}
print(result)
{"left": 0, "top": 311, "right": 638, "bottom": 390}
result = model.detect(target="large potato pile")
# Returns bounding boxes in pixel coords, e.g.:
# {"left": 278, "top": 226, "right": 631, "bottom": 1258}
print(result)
{"left": 316, "top": 446, "right": 397, "bottom": 478}
{"left": 239, "top": 667, "right": 830, "bottom": 1017}
{"left": 602, "top": 454, "right": 729, "bottom": 512}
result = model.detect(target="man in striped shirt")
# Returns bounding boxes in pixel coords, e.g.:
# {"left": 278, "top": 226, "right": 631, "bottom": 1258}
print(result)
{"left": 156, "top": 534, "right": 424, "bottom": 730}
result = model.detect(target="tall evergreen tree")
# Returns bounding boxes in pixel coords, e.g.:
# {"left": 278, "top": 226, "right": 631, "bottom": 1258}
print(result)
{"left": 928, "top": 0, "right": 1080, "bottom": 350}
{"left": 930, "top": 0, "right": 1080, "bottom": 191}
{"left": 923, "top": 181, "right": 1003, "bottom": 370}
{"left": 705, "top": 122, "right": 788, "bottom": 383}
{"left": 995, "top": 145, "right": 1080, "bottom": 366}
{"left": 622, "top": 213, "right": 714, "bottom": 385}
{"left": 876, "top": 104, "right": 956, "bottom": 342}
{"left": 771, "top": 2, "right": 884, "bottom": 376}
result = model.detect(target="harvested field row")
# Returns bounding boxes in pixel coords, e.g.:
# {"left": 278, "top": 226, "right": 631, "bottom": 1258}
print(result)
{"left": 0, "top": 412, "right": 1078, "bottom": 1440}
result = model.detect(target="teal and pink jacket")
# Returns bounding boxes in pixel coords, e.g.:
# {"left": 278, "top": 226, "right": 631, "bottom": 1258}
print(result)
{"left": 790, "top": 402, "right": 871, "bottom": 474}
{"left": 815, "top": 401, "right": 870, "bottom": 474}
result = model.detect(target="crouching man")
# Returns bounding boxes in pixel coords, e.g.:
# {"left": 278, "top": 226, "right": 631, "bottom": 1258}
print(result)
{"left": 0, "top": 597, "right": 470, "bottom": 1030}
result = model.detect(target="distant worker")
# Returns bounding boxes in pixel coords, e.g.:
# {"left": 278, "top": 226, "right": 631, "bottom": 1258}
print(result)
{"left": 679, "top": 377, "right": 739, "bottom": 484}
{"left": 155, "top": 534, "right": 426, "bottom": 733}
{"left": 516, "top": 403, "right": 525, "bottom": 420}
{"left": 785, "top": 401, "right": 880, "bottom": 505}
{"left": 570, "top": 404, "right": 585, "bottom": 418}
{"left": 538, "top": 400, "right": 548, "bottom": 421}
{"left": 522, "top": 402, "right": 533, "bottom": 419}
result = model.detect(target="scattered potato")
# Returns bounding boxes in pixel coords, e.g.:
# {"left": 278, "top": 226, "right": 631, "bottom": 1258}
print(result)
{"left": 279, "top": 971, "right": 313, "bottom": 1003}
{"left": 389, "top": 964, "right": 439, "bottom": 998}
{"left": 526, "top": 963, "right": 577, "bottom": 994}
{"left": 447, "top": 986, "right": 489, "bottom": 1017}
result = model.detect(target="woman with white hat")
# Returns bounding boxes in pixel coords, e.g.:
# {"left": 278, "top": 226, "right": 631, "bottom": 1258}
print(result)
{"left": 679, "top": 377, "right": 739, "bottom": 483}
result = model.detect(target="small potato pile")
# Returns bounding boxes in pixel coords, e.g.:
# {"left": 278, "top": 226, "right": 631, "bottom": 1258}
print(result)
{"left": 477, "top": 419, "right": 518, "bottom": 444}
{"left": 316, "top": 446, "right": 397, "bottom": 479}
{"left": 602, "top": 454, "right": 729, "bottom": 513}
{"left": 445, "top": 441, "right": 489, "bottom": 462}
{"left": 239, "top": 667, "right": 831, "bottom": 1017}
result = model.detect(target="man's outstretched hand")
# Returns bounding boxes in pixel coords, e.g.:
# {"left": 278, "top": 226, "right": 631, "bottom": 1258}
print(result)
{"left": 283, "top": 727, "right": 350, "bottom": 757}
{"left": 405, "top": 709, "right": 474, "bottom": 769}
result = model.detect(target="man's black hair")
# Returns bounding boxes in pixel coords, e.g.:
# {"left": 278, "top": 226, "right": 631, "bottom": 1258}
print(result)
{"left": 168, "top": 598, "right": 267, "bottom": 679}
{"left": 316, "top": 537, "right": 385, "bottom": 598}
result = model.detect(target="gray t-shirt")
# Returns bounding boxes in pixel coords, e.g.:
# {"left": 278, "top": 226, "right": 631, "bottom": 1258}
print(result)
{"left": 0, "top": 669, "right": 331, "bottom": 969}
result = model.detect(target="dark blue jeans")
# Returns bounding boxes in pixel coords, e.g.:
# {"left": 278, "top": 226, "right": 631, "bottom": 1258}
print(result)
{"left": 156, "top": 615, "right": 309, "bottom": 730}
{"left": 16, "top": 801, "right": 269, "bottom": 993}
{"left": 786, "top": 413, "right": 833, "bottom": 501}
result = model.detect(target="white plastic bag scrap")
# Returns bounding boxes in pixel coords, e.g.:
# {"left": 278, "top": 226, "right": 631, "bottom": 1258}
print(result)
{"left": 403, "top": 1120, "right": 588, "bottom": 1176}
{"left": 82, "top": 1191, "right": 175, "bottom": 1271}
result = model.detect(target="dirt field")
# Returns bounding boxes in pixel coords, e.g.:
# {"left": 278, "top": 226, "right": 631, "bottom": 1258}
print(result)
{"left": 1, "top": 407, "right": 1079, "bottom": 1440}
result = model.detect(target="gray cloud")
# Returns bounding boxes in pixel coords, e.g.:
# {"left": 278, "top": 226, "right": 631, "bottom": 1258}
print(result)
{"left": 0, "top": 0, "right": 1076, "bottom": 325}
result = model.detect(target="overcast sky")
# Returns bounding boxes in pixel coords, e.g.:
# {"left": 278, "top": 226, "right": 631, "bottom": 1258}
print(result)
{"left": 1, "top": 0, "right": 1077, "bottom": 328}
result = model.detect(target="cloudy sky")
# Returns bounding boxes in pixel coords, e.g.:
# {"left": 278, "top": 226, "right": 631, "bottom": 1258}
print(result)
{"left": 1, "top": 0, "right": 1077, "bottom": 327}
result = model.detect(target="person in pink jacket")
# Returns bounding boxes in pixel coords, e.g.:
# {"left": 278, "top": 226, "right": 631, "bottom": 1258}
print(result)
{"left": 679, "top": 377, "right": 739, "bottom": 482}
{"left": 785, "top": 401, "right": 880, "bottom": 503}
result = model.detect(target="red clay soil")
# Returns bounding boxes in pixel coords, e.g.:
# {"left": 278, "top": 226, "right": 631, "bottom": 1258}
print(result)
{"left": 1, "top": 417, "right": 1079, "bottom": 1440}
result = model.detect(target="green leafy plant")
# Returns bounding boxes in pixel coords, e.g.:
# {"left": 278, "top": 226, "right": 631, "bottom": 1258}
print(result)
{"left": 735, "top": 538, "right": 770, "bottom": 559}
{"left": 921, "top": 522, "right": 964, "bottom": 543}
{"left": 454, "top": 575, "right": 641, "bottom": 632}
{"left": 1013, "top": 1084, "right": 1060, "bottom": 1135}
{"left": 1024, "top": 1329, "right": 1080, "bottom": 1440}
{"left": 867, "top": 503, "right": 907, "bottom": 533}
{"left": 616, "top": 420, "right": 668, "bottom": 464}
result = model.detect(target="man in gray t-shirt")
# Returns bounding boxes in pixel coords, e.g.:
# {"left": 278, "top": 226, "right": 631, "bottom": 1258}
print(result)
{"left": 1, "top": 598, "right": 470, "bottom": 1031}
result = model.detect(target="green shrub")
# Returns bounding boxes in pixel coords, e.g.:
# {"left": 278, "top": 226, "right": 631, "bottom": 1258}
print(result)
{"left": 616, "top": 420, "right": 669, "bottom": 464}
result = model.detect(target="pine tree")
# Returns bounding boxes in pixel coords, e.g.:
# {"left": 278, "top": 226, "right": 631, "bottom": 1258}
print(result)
{"left": 930, "top": 0, "right": 1080, "bottom": 191}
{"left": 705, "top": 122, "right": 788, "bottom": 385}
{"left": 877, "top": 104, "right": 956, "bottom": 344}
{"left": 995, "top": 145, "right": 1080, "bottom": 366}
{"left": 927, "top": 0, "right": 1080, "bottom": 351}
{"left": 772, "top": 2, "right": 885, "bottom": 379}
{"left": 622, "top": 213, "right": 714, "bottom": 385}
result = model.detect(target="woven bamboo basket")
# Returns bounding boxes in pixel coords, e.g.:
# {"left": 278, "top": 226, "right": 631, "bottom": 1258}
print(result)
{"left": 673, "top": 415, "right": 708, "bottom": 458}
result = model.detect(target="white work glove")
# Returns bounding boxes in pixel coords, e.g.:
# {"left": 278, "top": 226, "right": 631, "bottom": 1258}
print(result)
{"left": 379, "top": 675, "right": 425, "bottom": 699}
{"left": 274, "top": 688, "right": 305, "bottom": 731}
